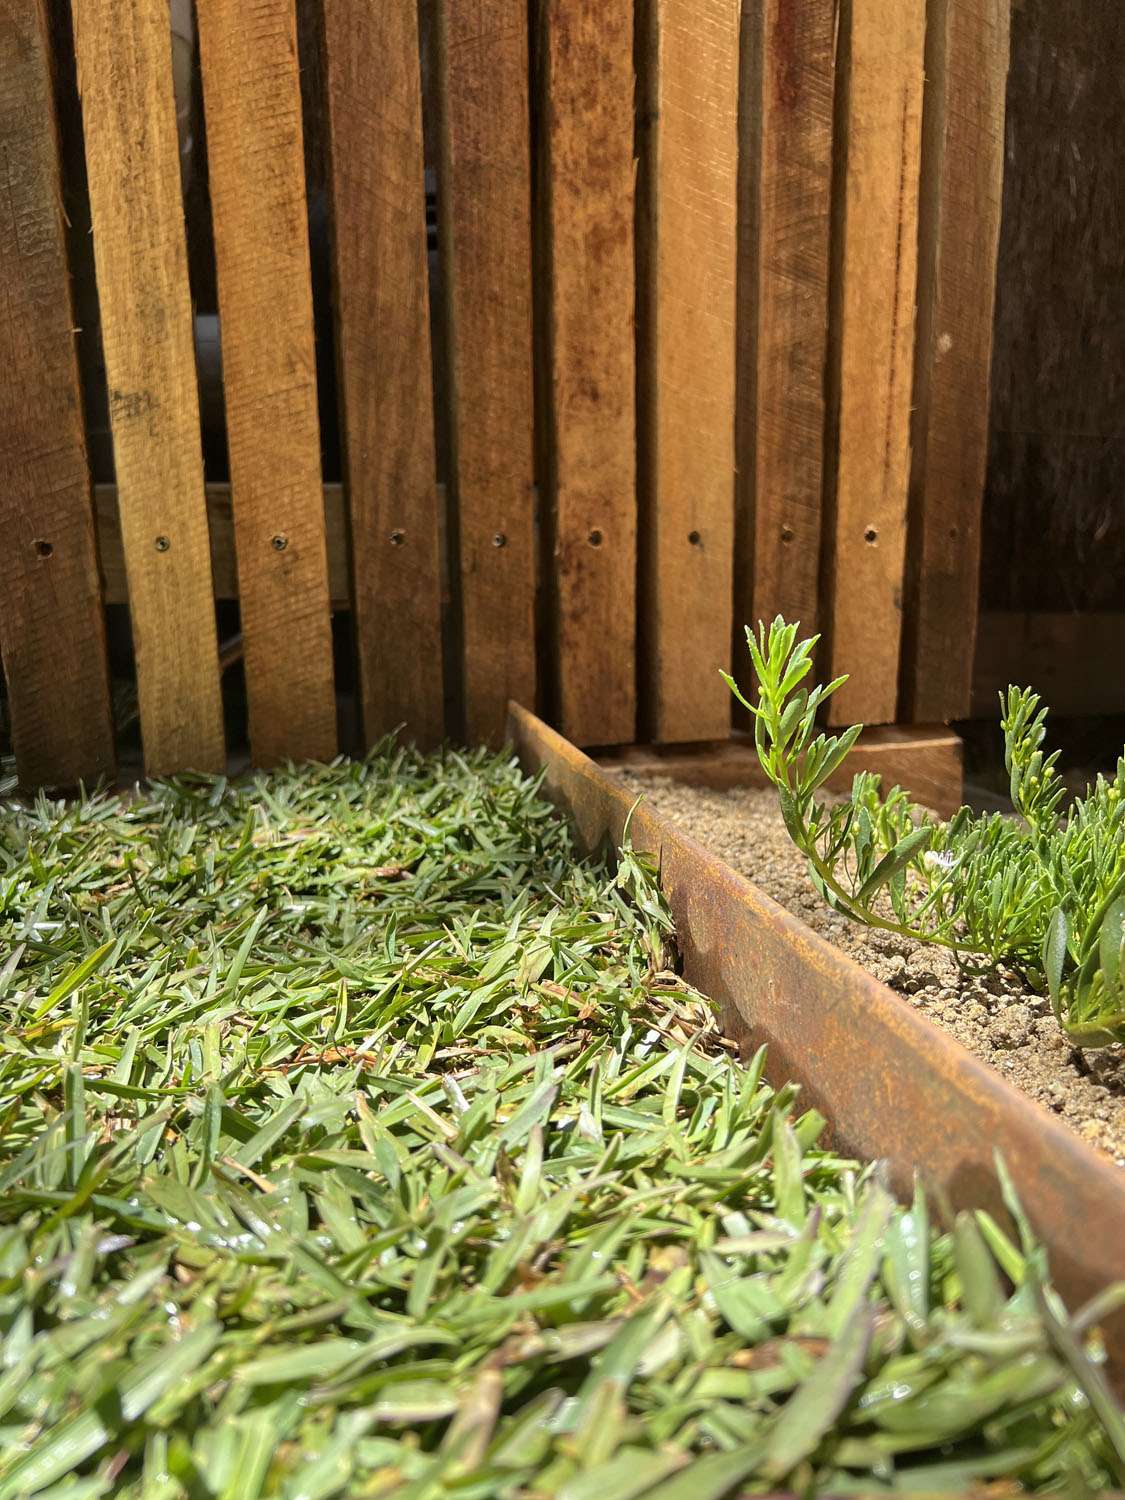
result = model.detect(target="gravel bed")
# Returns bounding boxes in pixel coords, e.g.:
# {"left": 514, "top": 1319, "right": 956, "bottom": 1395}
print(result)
{"left": 615, "top": 771, "right": 1125, "bottom": 1167}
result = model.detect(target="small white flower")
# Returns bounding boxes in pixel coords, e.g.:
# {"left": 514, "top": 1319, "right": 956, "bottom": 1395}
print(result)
{"left": 923, "top": 850, "right": 957, "bottom": 873}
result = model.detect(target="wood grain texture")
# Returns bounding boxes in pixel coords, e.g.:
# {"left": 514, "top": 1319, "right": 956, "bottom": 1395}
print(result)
{"left": 981, "top": 0, "right": 1124, "bottom": 617}
{"left": 73, "top": 0, "right": 224, "bottom": 775}
{"left": 0, "top": 0, "right": 114, "bottom": 789}
{"left": 735, "top": 0, "right": 837, "bottom": 647}
{"left": 903, "top": 0, "right": 1009, "bottom": 724}
{"left": 638, "top": 0, "right": 740, "bottom": 743}
{"left": 539, "top": 0, "right": 637, "bottom": 748}
{"left": 434, "top": 0, "right": 536, "bottom": 746}
{"left": 322, "top": 0, "right": 444, "bottom": 749}
{"left": 196, "top": 0, "right": 336, "bottom": 766}
{"left": 97, "top": 484, "right": 350, "bottom": 608}
{"left": 824, "top": 0, "right": 925, "bottom": 726}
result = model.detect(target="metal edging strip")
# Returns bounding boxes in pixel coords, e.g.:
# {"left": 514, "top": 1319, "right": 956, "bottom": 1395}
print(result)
{"left": 508, "top": 702, "right": 1125, "bottom": 1389}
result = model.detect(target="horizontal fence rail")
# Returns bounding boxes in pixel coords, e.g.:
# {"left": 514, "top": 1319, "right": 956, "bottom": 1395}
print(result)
{"left": 0, "top": 0, "right": 1011, "bottom": 788}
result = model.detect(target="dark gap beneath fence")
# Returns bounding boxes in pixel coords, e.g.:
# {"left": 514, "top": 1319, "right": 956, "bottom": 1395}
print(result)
{"left": 731, "top": 0, "right": 765, "bottom": 729}
{"left": 49, "top": 0, "right": 111, "bottom": 487}
{"left": 528, "top": 0, "right": 562, "bottom": 733}
{"left": 422, "top": 0, "right": 469, "bottom": 744}
{"left": 633, "top": 0, "right": 657, "bottom": 745}
{"left": 183, "top": 1, "right": 225, "bottom": 483}
{"left": 818, "top": 0, "right": 854, "bottom": 700}
{"left": 418, "top": 3, "right": 450, "bottom": 479}
{"left": 294, "top": 0, "right": 360, "bottom": 755}
{"left": 295, "top": 0, "right": 343, "bottom": 494}
{"left": 418, "top": 0, "right": 462, "bottom": 744}
{"left": 182, "top": 0, "right": 246, "bottom": 765}
{"left": 900, "top": 0, "right": 948, "bottom": 724}
{"left": 959, "top": 713, "right": 1125, "bottom": 812}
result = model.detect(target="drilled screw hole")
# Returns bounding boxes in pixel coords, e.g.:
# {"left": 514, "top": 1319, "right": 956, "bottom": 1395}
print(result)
{"left": 34, "top": 539, "right": 54, "bottom": 559}
{"left": 780, "top": 525, "right": 795, "bottom": 544}
{"left": 864, "top": 526, "right": 878, "bottom": 545}
{"left": 154, "top": 535, "right": 171, "bottom": 552}
{"left": 688, "top": 530, "right": 702, "bottom": 547}
{"left": 271, "top": 533, "right": 289, "bottom": 552}
{"left": 389, "top": 529, "right": 405, "bottom": 547}
{"left": 588, "top": 528, "right": 603, "bottom": 547}
{"left": 492, "top": 532, "right": 507, "bottom": 549}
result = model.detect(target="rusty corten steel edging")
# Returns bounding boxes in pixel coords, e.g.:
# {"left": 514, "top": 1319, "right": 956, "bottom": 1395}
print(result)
{"left": 508, "top": 704, "right": 1125, "bottom": 1386}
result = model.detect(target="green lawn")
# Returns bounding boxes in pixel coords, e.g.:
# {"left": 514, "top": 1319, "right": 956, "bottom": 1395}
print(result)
{"left": 0, "top": 746, "right": 1120, "bottom": 1496}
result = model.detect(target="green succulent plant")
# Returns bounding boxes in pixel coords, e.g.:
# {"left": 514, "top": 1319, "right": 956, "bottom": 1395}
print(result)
{"left": 725, "top": 618, "right": 1125, "bottom": 1049}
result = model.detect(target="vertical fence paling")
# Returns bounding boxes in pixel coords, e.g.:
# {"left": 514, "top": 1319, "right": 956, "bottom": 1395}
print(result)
{"left": 824, "top": 0, "right": 926, "bottom": 728}
{"left": 434, "top": 0, "right": 537, "bottom": 748}
{"left": 539, "top": 0, "right": 638, "bottom": 749}
{"left": 321, "top": 0, "right": 445, "bottom": 751}
{"left": 736, "top": 0, "right": 837, "bottom": 648}
{"left": 904, "top": 0, "right": 1010, "bottom": 724}
{"left": 73, "top": 0, "right": 225, "bottom": 776}
{"left": 638, "top": 0, "right": 740, "bottom": 745}
{"left": 0, "top": 0, "right": 114, "bottom": 790}
{"left": 196, "top": 0, "right": 336, "bottom": 767}
{"left": 2, "top": 0, "right": 1011, "bottom": 783}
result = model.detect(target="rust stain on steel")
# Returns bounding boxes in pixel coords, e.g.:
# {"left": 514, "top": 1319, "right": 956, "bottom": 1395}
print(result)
{"left": 508, "top": 703, "right": 1125, "bottom": 1389}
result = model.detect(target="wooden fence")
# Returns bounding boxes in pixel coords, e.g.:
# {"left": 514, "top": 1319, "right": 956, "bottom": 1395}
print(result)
{"left": 0, "top": 0, "right": 1009, "bottom": 788}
